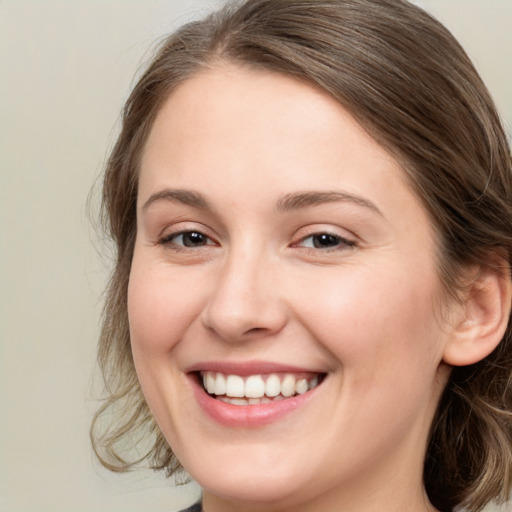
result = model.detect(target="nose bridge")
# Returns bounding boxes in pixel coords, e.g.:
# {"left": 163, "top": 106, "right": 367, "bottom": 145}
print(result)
{"left": 201, "top": 241, "right": 285, "bottom": 341}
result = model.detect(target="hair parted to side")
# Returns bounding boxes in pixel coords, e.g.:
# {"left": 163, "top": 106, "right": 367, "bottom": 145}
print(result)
{"left": 91, "top": 1, "right": 512, "bottom": 510}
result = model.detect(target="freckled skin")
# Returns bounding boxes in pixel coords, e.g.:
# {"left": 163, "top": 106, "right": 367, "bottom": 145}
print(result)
{"left": 128, "top": 65, "right": 450, "bottom": 512}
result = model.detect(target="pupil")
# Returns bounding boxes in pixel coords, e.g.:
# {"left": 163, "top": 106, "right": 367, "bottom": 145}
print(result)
{"left": 184, "top": 232, "right": 205, "bottom": 246}
{"left": 314, "top": 234, "right": 338, "bottom": 248}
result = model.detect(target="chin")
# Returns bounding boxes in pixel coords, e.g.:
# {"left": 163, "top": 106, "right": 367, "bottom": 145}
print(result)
{"left": 199, "top": 469, "right": 310, "bottom": 509}
{"left": 181, "top": 444, "right": 315, "bottom": 506}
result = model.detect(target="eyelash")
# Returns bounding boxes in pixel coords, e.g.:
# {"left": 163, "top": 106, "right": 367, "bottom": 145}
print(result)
{"left": 159, "top": 230, "right": 215, "bottom": 250}
{"left": 158, "top": 230, "right": 356, "bottom": 252}
{"left": 294, "top": 232, "right": 356, "bottom": 251}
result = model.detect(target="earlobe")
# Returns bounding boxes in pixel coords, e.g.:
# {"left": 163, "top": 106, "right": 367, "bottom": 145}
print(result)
{"left": 443, "top": 259, "right": 512, "bottom": 367}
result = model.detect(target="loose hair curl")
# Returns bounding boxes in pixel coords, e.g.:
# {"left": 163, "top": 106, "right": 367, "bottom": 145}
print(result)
{"left": 91, "top": 1, "right": 512, "bottom": 511}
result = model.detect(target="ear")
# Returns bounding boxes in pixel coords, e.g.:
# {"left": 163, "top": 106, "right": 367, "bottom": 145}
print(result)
{"left": 443, "top": 258, "right": 512, "bottom": 367}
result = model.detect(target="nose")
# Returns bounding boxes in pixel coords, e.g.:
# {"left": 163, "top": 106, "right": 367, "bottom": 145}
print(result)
{"left": 200, "top": 249, "right": 288, "bottom": 342}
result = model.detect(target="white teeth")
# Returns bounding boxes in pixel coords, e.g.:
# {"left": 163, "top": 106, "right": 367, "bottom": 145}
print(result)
{"left": 265, "top": 374, "right": 281, "bottom": 397}
{"left": 226, "top": 375, "right": 245, "bottom": 397}
{"left": 214, "top": 373, "right": 226, "bottom": 395}
{"left": 205, "top": 373, "right": 215, "bottom": 394}
{"left": 218, "top": 396, "right": 289, "bottom": 406}
{"left": 230, "top": 398, "right": 247, "bottom": 406}
{"left": 245, "top": 375, "right": 265, "bottom": 398}
{"left": 281, "top": 374, "right": 296, "bottom": 397}
{"left": 295, "top": 378, "right": 308, "bottom": 395}
{"left": 201, "top": 371, "right": 322, "bottom": 401}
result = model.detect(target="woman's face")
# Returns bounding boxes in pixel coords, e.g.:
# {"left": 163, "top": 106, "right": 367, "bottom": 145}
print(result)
{"left": 129, "top": 65, "right": 452, "bottom": 511}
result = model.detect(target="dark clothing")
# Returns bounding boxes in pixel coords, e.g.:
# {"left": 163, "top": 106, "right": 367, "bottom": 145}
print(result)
{"left": 179, "top": 503, "right": 202, "bottom": 512}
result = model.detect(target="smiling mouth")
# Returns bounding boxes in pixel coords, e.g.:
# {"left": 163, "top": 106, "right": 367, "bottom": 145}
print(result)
{"left": 199, "top": 371, "right": 325, "bottom": 406}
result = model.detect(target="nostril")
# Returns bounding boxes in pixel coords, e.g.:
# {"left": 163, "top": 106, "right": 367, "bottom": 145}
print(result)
{"left": 246, "top": 327, "right": 266, "bottom": 334}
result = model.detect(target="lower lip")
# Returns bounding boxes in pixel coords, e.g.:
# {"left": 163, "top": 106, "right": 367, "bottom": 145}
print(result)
{"left": 190, "top": 375, "right": 321, "bottom": 427}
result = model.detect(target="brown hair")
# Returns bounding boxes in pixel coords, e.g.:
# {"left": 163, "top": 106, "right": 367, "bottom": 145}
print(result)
{"left": 91, "top": 1, "right": 512, "bottom": 510}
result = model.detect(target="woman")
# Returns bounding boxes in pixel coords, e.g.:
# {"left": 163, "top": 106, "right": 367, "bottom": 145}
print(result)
{"left": 91, "top": 1, "right": 512, "bottom": 511}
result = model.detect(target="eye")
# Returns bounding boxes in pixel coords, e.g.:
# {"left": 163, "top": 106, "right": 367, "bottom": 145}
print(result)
{"left": 160, "top": 230, "right": 214, "bottom": 248}
{"left": 296, "top": 232, "right": 355, "bottom": 250}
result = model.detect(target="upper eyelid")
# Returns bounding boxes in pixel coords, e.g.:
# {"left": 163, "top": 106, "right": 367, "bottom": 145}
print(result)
{"left": 157, "top": 224, "right": 357, "bottom": 247}
{"left": 292, "top": 225, "right": 357, "bottom": 243}
{"left": 157, "top": 221, "right": 216, "bottom": 239}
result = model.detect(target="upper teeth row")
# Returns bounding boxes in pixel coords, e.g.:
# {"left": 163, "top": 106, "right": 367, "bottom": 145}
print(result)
{"left": 202, "top": 372, "right": 319, "bottom": 398}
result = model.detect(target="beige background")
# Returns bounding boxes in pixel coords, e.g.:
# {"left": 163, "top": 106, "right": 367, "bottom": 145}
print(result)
{"left": 0, "top": 1, "right": 510, "bottom": 511}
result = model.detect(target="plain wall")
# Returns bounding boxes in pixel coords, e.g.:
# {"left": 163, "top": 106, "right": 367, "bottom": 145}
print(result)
{"left": 0, "top": 1, "right": 510, "bottom": 511}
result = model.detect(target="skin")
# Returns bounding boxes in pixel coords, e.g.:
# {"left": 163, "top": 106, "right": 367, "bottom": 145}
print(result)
{"left": 128, "top": 64, "right": 457, "bottom": 512}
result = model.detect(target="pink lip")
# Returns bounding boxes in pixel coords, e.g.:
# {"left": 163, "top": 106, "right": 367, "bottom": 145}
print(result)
{"left": 187, "top": 363, "right": 324, "bottom": 427}
{"left": 186, "top": 360, "right": 324, "bottom": 376}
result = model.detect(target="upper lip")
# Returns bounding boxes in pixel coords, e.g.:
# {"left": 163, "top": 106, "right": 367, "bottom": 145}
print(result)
{"left": 185, "top": 360, "right": 326, "bottom": 376}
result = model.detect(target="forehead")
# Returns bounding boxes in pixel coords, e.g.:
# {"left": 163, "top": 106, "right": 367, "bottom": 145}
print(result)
{"left": 138, "top": 65, "right": 429, "bottom": 233}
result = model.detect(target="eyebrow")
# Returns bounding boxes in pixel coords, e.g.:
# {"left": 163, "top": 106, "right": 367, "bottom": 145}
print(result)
{"left": 142, "top": 189, "right": 211, "bottom": 212}
{"left": 275, "top": 191, "right": 383, "bottom": 216}
{"left": 141, "top": 188, "right": 383, "bottom": 217}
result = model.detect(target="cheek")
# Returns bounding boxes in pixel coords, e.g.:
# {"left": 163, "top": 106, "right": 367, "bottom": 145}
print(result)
{"left": 127, "top": 254, "right": 206, "bottom": 354}
{"left": 294, "top": 263, "right": 447, "bottom": 451}
{"left": 292, "top": 259, "right": 444, "bottom": 373}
